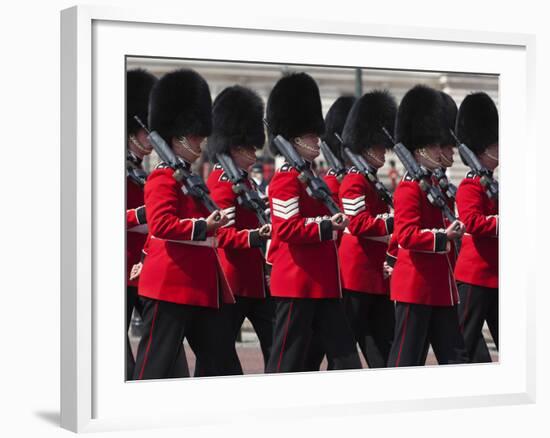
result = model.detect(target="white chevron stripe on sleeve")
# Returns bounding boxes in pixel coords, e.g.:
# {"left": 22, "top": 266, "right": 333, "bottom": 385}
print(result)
{"left": 343, "top": 206, "right": 366, "bottom": 216}
{"left": 271, "top": 201, "right": 299, "bottom": 214}
{"left": 272, "top": 206, "right": 299, "bottom": 219}
{"left": 272, "top": 197, "right": 299, "bottom": 207}
{"left": 341, "top": 196, "right": 365, "bottom": 206}
{"left": 342, "top": 201, "right": 365, "bottom": 210}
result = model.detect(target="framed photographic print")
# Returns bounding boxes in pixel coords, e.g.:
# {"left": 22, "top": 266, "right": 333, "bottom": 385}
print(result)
{"left": 60, "top": 4, "right": 536, "bottom": 433}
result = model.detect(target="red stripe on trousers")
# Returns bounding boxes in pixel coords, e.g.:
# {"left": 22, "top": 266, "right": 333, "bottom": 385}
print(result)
{"left": 138, "top": 301, "right": 160, "bottom": 380}
{"left": 395, "top": 304, "right": 410, "bottom": 367}
{"left": 276, "top": 301, "right": 294, "bottom": 372}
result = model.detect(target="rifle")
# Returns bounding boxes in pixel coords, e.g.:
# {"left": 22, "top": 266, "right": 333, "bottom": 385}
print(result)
{"left": 450, "top": 130, "right": 499, "bottom": 200}
{"left": 215, "top": 153, "right": 270, "bottom": 226}
{"left": 134, "top": 116, "right": 220, "bottom": 215}
{"left": 319, "top": 140, "right": 346, "bottom": 179}
{"left": 336, "top": 133, "right": 394, "bottom": 209}
{"left": 381, "top": 127, "right": 457, "bottom": 223}
{"left": 126, "top": 150, "right": 147, "bottom": 186}
{"left": 264, "top": 120, "right": 342, "bottom": 218}
{"left": 433, "top": 167, "right": 457, "bottom": 201}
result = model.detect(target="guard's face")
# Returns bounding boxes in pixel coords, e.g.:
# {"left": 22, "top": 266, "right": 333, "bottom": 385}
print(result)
{"left": 364, "top": 144, "right": 386, "bottom": 169}
{"left": 251, "top": 169, "right": 263, "bottom": 181}
{"left": 440, "top": 144, "right": 455, "bottom": 168}
{"left": 172, "top": 135, "right": 206, "bottom": 163}
{"left": 230, "top": 145, "right": 257, "bottom": 171}
{"left": 128, "top": 128, "right": 153, "bottom": 159}
{"left": 293, "top": 133, "right": 320, "bottom": 162}
{"left": 415, "top": 143, "right": 442, "bottom": 170}
{"left": 480, "top": 143, "right": 499, "bottom": 170}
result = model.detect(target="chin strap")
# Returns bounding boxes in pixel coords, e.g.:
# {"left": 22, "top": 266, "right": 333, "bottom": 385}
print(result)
{"left": 294, "top": 136, "right": 320, "bottom": 154}
{"left": 233, "top": 146, "right": 257, "bottom": 165}
{"left": 177, "top": 136, "right": 201, "bottom": 158}
{"left": 440, "top": 155, "right": 453, "bottom": 167}
{"left": 417, "top": 148, "right": 440, "bottom": 168}
{"left": 129, "top": 134, "right": 151, "bottom": 155}
{"left": 483, "top": 150, "right": 498, "bottom": 162}
{"left": 365, "top": 149, "right": 384, "bottom": 168}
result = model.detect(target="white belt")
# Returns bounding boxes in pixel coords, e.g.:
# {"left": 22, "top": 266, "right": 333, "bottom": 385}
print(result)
{"left": 151, "top": 235, "right": 218, "bottom": 248}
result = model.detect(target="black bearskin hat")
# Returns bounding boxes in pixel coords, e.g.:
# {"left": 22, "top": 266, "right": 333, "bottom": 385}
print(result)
{"left": 342, "top": 90, "right": 397, "bottom": 155}
{"left": 440, "top": 91, "right": 458, "bottom": 146}
{"left": 206, "top": 85, "right": 265, "bottom": 160}
{"left": 395, "top": 85, "right": 444, "bottom": 151}
{"left": 265, "top": 72, "right": 325, "bottom": 155}
{"left": 148, "top": 69, "right": 212, "bottom": 144}
{"left": 456, "top": 92, "right": 498, "bottom": 155}
{"left": 127, "top": 69, "right": 157, "bottom": 136}
{"left": 321, "top": 95, "right": 356, "bottom": 162}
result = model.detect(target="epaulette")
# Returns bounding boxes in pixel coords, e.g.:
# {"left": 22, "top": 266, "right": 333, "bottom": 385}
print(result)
{"left": 347, "top": 166, "right": 360, "bottom": 175}
{"left": 465, "top": 171, "right": 476, "bottom": 179}
{"left": 278, "top": 163, "right": 295, "bottom": 173}
{"left": 326, "top": 168, "right": 338, "bottom": 177}
{"left": 403, "top": 172, "right": 414, "bottom": 182}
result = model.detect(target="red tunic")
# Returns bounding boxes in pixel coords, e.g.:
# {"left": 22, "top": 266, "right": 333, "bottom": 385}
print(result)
{"left": 454, "top": 173, "right": 498, "bottom": 288}
{"left": 207, "top": 165, "right": 267, "bottom": 299}
{"left": 267, "top": 163, "right": 341, "bottom": 299}
{"left": 338, "top": 167, "right": 393, "bottom": 295}
{"left": 390, "top": 174, "right": 459, "bottom": 306}
{"left": 126, "top": 177, "right": 148, "bottom": 287}
{"left": 138, "top": 166, "right": 234, "bottom": 308}
{"left": 323, "top": 168, "right": 341, "bottom": 204}
{"left": 386, "top": 176, "right": 457, "bottom": 273}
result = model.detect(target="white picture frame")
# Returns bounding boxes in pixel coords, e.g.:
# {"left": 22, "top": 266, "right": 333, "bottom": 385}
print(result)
{"left": 60, "top": 5, "right": 536, "bottom": 433}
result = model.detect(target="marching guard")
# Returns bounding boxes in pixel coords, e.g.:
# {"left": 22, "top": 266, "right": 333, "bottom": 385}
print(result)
{"left": 205, "top": 85, "right": 274, "bottom": 369}
{"left": 338, "top": 90, "right": 398, "bottom": 368}
{"left": 454, "top": 92, "right": 499, "bottom": 362}
{"left": 321, "top": 96, "right": 357, "bottom": 199}
{"left": 304, "top": 95, "right": 356, "bottom": 371}
{"left": 438, "top": 91, "right": 461, "bottom": 268}
{"left": 417, "top": 91, "right": 461, "bottom": 363}
{"left": 265, "top": 72, "right": 361, "bottom": 373}
{"left": 387, "top": 85, "right": 469, "bottom": 367}
{"left": 133, "top": 69, "right": 241, "bottom": 379}
{"left": 126, "top": 69, "right": 157, "bottom": 379}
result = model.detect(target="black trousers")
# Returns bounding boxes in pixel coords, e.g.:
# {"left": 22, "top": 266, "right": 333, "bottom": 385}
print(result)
{"left": 126, "top": 286, "right": 140, "bottom": 379}
{"left": 387, "top": 302, "right": 469, "bottom": 367}
{"left": 303, "top": 334, "right": 326, "bottom": 371}
{"left": 304, "top": 290, "right": 395, "bottom": 370}
{"left": 232, "top": 296, "right": 274, "bottom": 370}
{"left": 133, "top": 297, "right": 242, "bottom": 380}
{"left": 126, "top": 287, "right": 189, "bottom": 380}
{"left": 420, "top": 331, "right": 488, "bottom": 364}
{"left": 193, "top": 301, "right": 244, "bottom": 377}
{"left": 457, "top": 283, "right": 499, "bottom": 363}
{"left": 343, "top": 290, "right": 395, "bottom": 368}
{"left": 266, "top": 297, "right": 362, "bottom": 373}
